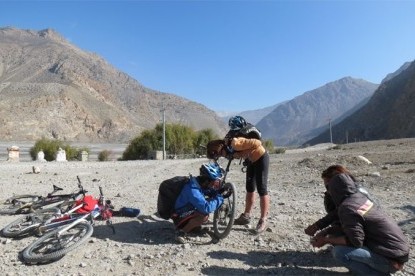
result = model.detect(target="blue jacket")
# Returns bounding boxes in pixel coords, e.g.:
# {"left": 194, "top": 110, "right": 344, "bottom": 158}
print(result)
{"left": 174, "top": 177, "right": 223, "bottom": 216}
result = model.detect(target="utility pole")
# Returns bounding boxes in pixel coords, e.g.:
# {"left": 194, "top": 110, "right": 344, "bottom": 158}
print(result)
{"left": 162, "top": 108, "right": 166, "bottom": 160}
{"left": 329, "top": 118, "right": 333, "bottom": 144}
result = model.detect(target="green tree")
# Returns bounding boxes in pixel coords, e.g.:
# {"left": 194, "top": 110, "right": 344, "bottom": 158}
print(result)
{"left": 122, "top": 129, "right": 160, "bottom": 160}
{"left": 122, "top": 123, "right": 220, "bottom": 160}
{"left": 29, "top": 138, "right": 89, "bottom": 161}
{"left": 262, "top": 139, "right": 275, "bottom": 153}
{"left": 194, "top": 128, "right": 220, "bottom": 156}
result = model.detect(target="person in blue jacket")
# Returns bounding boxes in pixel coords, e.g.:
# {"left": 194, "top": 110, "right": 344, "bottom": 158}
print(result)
{"left": 173, "top": 162, "right": 224, "bottom": 243}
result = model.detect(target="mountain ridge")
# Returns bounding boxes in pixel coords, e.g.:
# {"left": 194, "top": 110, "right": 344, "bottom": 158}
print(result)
{"left": 0, "top": 27, "right": 227, "bottom": 142}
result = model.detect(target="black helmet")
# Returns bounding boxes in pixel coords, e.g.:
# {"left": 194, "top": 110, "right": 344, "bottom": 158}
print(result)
{"left": 228, "top": 116, "right": 247, "bottom": 131}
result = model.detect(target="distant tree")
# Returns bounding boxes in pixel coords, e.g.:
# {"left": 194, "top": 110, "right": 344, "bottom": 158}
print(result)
{"left": 98, "top": 150, "right": 112, "bottom": 161}
{"left": 263, "top": 139, "right": 275, "bottom": 153}
{"left": 122, "top": 129, "right": 160, "bottom": 160}
{"left": 194, "top": 128, "right": 220, "bottom": 156}
{"left": 29, "top": 138, "right": 89, "bottom": 161}
{"left": 122, "top": 123, "right": 220, "bottom": 160}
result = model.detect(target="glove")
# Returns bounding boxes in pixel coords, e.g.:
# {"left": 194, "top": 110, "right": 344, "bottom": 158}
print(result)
{"left": 219, "top": 186, "right": 232, "bottom": 199}
{"left": 225, "top": 146, "right": 234, "bottom": 154}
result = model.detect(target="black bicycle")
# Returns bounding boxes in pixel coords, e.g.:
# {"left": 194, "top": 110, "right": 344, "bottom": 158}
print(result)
{"left": 212, "top": 157, "right": 237, "bottom": 239}
{"left": 1, "top": 178, "right": 88, "bottom": 238}
{"left": 0, "top": 176, "right": 87, "bottom": 215}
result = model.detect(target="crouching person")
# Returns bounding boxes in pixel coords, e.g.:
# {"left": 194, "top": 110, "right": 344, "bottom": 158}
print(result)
{"left": 310, "top": 165, "right": 410, "bottom": 275}
{"left": 173, "top": 162, "right": 224, "bottom": 244}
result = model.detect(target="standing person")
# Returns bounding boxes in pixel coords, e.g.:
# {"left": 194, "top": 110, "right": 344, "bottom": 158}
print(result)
{"left": 173, "top": 162, "right": 224, "bottom": 244}
{"left": 311, "top": 165, "right": 410, "bottom": 275}
{"left": 224, "top": 116, "right": 270, "bottom": 234}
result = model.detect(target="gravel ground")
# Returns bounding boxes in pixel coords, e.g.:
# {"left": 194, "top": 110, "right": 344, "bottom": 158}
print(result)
{"left": 0, "top": 138, "right": 413, "bottom": 275}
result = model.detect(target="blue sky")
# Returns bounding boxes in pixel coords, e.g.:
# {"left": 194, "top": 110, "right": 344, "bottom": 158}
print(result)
{"left": 1, "top": 1, "right": 414, "bottom": 112}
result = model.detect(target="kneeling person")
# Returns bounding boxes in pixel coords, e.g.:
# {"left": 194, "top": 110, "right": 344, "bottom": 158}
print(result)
{"left": 173, "top": 162, "right": 224, "bottom": 243}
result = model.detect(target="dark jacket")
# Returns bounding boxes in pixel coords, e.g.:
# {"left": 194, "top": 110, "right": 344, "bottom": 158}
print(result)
{"left": 328, "top": 174, "right": 410, "bottom": 263}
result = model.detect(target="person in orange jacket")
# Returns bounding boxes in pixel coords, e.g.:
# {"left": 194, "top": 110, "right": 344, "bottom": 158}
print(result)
{"left": 223, "top": 116, "right": 270, "bottom": 234}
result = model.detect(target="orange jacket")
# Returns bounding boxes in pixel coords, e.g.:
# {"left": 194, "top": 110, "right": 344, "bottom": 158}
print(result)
{"left": 229, "top": 137, "right": 266, "bottom": 162}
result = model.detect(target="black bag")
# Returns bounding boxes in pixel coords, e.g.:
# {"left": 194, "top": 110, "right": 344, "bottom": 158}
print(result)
{"left": 157, "top": 176, "right": 189, "bottom": 219}
{"left": 225, "top": 123, "right": 262, "bottom": 140}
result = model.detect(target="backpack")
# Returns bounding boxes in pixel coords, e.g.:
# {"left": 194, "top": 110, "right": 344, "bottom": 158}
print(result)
{"left": 157, "top": 176, "right": 190, "bottom": 219}
{"left": 225, "top": 123, "right": 262, "bottom": 140}
{"left": 75, "top": 195, "right": 99, "bottom": 214}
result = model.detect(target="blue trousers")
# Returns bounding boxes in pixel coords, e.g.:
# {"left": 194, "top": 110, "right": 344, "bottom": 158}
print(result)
{"left": 332, "top": 245, "right": 397, "bottom": 275}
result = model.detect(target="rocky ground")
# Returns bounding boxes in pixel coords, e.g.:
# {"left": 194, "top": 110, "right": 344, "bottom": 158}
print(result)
{"left": 0, "top": 138, "right": 413, "bottom": 275}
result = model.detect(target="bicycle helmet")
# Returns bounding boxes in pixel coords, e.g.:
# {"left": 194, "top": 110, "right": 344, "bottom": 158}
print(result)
{"left": 200, "top": 162, "right": 223, "bottom": 181}
{"left": 228, "top": 116, "right": 247, "bottom": 131}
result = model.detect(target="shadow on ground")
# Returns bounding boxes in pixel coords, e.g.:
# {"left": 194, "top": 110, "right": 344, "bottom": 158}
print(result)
{"left": 203, "top": 250, "right": 350, "bottom": 275}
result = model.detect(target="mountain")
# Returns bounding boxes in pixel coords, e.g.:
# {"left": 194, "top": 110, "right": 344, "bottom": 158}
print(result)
{"left": 305, "top": 60, "right": 415, "bottom": 145}
{"left": 217, "top": 102, "right": 286, "bottom": 126}
{"left": 381, "top": 62, "right": 411, "bottom": 83}
{"left": 256, "top": 77, "right": 379, "bottom": 146}
{"left": 0, "top": 27, "right": 227, "bottom": 142}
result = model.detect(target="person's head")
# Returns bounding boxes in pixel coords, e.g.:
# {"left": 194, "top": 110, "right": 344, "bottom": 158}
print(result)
{"left": 199, "top": 162, "right": 223, "bottom": 189}
{"left": 321, "top": 164, "right": 355, "bottom": 187}
{"left": 228, "top": 116, "right": 247, "bottom": 131}
{"left": 206, "top": 139, "right": 226, "bottom": 160}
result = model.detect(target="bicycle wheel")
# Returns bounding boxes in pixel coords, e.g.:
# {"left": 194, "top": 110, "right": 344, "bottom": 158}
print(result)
{"left": 213, "top": 182, "right": 237, "bottom": 239}
{"left": 4, "top": 194, "right": 41, "bottom": 205}
{"left": 22, "top": 222, "right": 93, "bottom": 264}
{"left": 1, "top": 207, "right": 60, "bottom": 238}
{"left": 0, "top": 195, "right": 41, "bottom": 215}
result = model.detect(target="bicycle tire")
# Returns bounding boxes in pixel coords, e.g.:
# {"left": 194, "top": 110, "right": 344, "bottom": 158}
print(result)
{"left": 0, "top": 194, "right": 43, "bottom": 215}
{"left": 1, "top": 207, "right": 60, "bottom": 238}
{"left": 4, "top": 194, "right": 41, "bottom": 205}
{"left": 22, "top": 222, "right": 93, "bottom": 264}
{"left": 213, "top": 182, "right": 237, "bottom": 239}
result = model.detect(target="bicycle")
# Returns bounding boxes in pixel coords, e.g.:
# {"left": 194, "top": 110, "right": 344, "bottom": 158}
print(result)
{"left": 211, "top": 157, "right": 237, "bottom": 239}
{"left": 0, "top": 176, "right": 87, "bottom": 215}
{"left": 1, "top": 178, "right": 88, "bottom": 238}
{"left": 21, "top": 185, "right": 114, "bottom": 264}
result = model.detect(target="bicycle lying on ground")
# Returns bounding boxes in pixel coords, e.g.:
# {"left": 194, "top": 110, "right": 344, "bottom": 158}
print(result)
{"left": 19, "top": 185, "right": 114, "bottom": 264}
{"left": 1, "top": 178, "right": 88, "bottom": 238}
{"left": 0, "top": 176, "right": 87, "bottom": 215}
{"left": 211, "top": 157, "right": 237, "bottom": 239}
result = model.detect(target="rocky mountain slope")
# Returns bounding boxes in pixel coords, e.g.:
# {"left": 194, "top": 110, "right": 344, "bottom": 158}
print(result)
{"left": 306, "top": 60, "right": 415, "bottom": 145}
{"left": 256, "top": 77, "right": 378, "bottom": 146}
{"left": 0, "top": 27, "right": 227, "bottom": 142}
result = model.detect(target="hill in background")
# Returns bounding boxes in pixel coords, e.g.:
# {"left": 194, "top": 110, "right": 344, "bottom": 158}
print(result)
{"left": 0, "top": 27, "right": 227, "bottom": 143}
{"left": 306, "top": 60, "right": 415, "bottom": 145}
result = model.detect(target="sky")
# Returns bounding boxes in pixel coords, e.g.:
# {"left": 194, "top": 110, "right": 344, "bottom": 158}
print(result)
{"left": 1, "top": 1, "right": 415, "bottom": 113}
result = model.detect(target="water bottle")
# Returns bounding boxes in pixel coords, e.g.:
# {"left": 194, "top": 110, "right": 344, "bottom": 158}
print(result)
{"left": 120, "top": 207, "right": 140, "bottom": 217}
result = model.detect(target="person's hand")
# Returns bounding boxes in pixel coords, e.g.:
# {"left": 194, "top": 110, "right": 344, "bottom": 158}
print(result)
{"left": 218, "top": 186, "right": 232, "bottom": 198}
{"left": 224, "top": 136, "right": 233, "bottom": 146}
{"left": 304, "top": 223, "right": 319, "bottom": 236}
{"left": 310, "top": 235, "right": 327, "bottom": 248}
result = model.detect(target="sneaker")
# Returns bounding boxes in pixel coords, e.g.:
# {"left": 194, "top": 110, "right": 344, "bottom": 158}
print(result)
{"left": 234, "top": 213, "right": 251, "bottom": 225}
{"left": 175, "top": 230, "right": 187, "bottom": 244}
{"left": 255, "top": 218, "right": 267, "bottom": 234}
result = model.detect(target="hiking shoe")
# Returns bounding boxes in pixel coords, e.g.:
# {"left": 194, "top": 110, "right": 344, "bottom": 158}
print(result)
{"left": 234, "top": 213, "right": 251, "bottom": 225}
{"left": 175, "top": 230, "right": 188, "bottom": 244}
{"left": 255, "top": 218, "right": 267, "bottom": 234}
